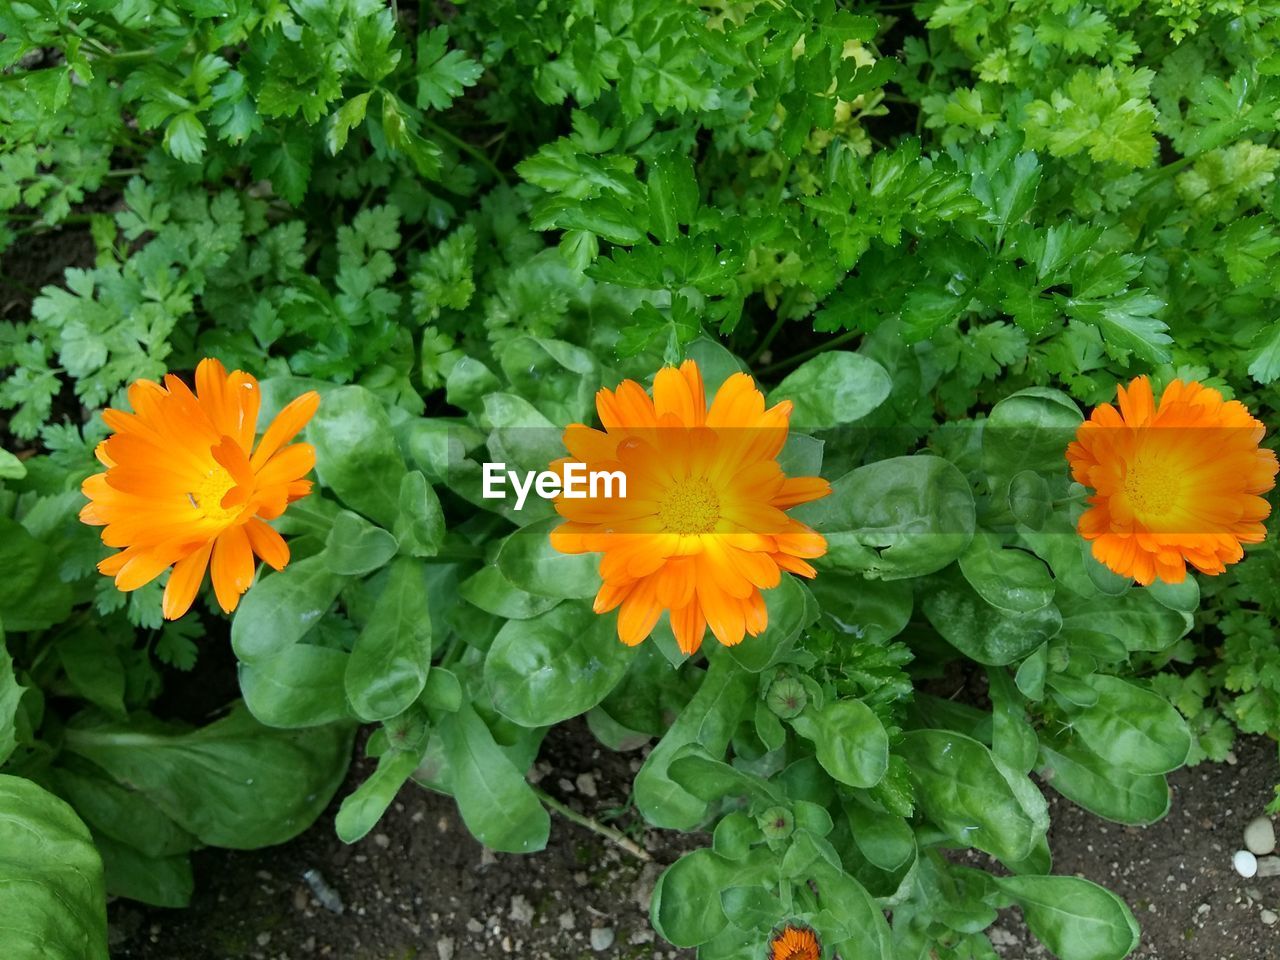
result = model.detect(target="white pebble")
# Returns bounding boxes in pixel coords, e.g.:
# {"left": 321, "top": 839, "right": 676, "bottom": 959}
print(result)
{"left": 1262, "top": 909, "right": 1278, "bottom": 927}
{"left": 1234, "top": 850, "right": 1259, "bottom": 878}
{"left": 1245, "top": 817, "right": 1276, "bottom": 855}
{"left": 590, "top": 928, "right": 615, "bottom": 952}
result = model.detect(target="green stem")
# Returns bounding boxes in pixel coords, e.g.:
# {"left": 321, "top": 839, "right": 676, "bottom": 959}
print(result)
{"left": 423, "top": 120, "right": 508, "bottom": 187}
{"left": 756, "top": 329, "right": 861, "bottom": 378}
{"left": 532, "top": 787, "right": 652, "bottom": 862}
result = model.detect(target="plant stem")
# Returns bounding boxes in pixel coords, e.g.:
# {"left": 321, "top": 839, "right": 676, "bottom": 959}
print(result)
{"left": 756, "top": 329, "right": 861, "bottom": 377}
{"left": 532, "top": 787, "right": 652, "bottom": 862}
{"left": 423, "top": 120, "right": 509, "bottom": 187}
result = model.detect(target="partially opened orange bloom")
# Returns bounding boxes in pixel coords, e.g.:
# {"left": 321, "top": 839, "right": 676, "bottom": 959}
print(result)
{"left": 80, "top": 358, "right": 319, "bottom": 619}
{"left": 549, "top": 360, "right": 829, "bottom": 654}
{"left": 768, "top": 924, "right": 821, "bottom": 960}
{"left": 1066, "top": 375, "right": 1278, "bottom": 585}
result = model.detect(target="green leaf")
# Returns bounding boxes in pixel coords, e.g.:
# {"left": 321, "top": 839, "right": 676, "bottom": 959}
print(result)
{"left": 309, "top": 385, "right": 408, "bottom": 528}
{"left": 1068, "top": 675, "right": 1191, "bottom": 775}
{"left": 766, "top": 351, "right": 892, "bottom": 430}
{"left": 0, "top": 774, "right": 107, "bottom": 960}
{"left": 1064, "top": 290, "right": 1171, "bottom": 364}
{"left": 346, "top": 558, "right": 432, "bottom": 722}
{"left": 324, "top": 510, "right": 399, "bottom": 576}
{"left": 958, "top": 534, "right": 1055, "bottom": 613}
{"left": 163, "top": 112, "right": 206, "bottom": 164}
{"left": 239, "top": 644, "right": 353, "bottom": 729}
{"left": 792, "top": 699, "right": 889, "bottom": 788}
{"left": 93, "top": 834, "right": 192, "bottom": 908}
{"left": 335, "top": 748, "right": 421, "bottom": 844}
{"left": 326, "top": 92, "right": 372, "bottom": 155}
{"left": 996, "top": 875, "right": 1139, "bottom": 960}
{"left": 724, "top": 575, "right": 816, "bottom": 672}
{"left": 485, "top": 600, "right": 634, "bottom": 727}
{"left": 460, "top": 566, "right": 561, "bottom": 620}
{"left": 0, "top": 518, "right": 72, "bottom": 631}
{"left": 794, "top": 456, "right": 975, "bottom": 580}
{"left": 231, "top": 555, "right": 346, "bottom": 662}
{"left": 416, "top": 27, "right": 484, "bottom": 111}
{"left": 1, "top": 626, "right": 26, "bottom": 765}
{"left": 981, "top": 387, "right": 1082, "bottom": 488}
{"left": 635, "top": 658, "right": 755, "bottom": 829}
{"left": 647, "top": 152, "right": 700, "bottom": 243}
{"left": 62, "top": 706, "right": 351, "bottom": 849}
{"left": 651, "top": 849, "right": 758, "bottom": 947}
{"left": 496, "top": 516, "right": 600, "bottom": 600}
{"left": 394, "top": 471, "right": 445, "bottom": 557}
{"left": 440, "top": 703, "right": 550, "bottom": 853}
{"left": 899, "top": 729, "right": 1048, "bottom": 867}
{"left": 923, "top": 578, "right": 1062, "bottom": 665}
{"left": 0, "top": 448, "right": 27, "bottom": 479}
{"left": 1038, "top": 738, "right": 1170, "bottom": 825}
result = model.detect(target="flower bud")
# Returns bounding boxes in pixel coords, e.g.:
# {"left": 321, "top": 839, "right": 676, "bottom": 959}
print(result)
{"left": 767, "top": 676, "right": 808, "bottom": 719}
{"left": 758, "top": 806, "right": 794, "bottom": 840}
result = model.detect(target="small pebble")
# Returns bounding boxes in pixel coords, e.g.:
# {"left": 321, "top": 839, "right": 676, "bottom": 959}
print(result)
{"left": 575, "top": 772, "right": 598, "bottom": 798}
{"left": 1245, "top": 817, "right": 1276, "bottom": 855}
{"left": 1234, "top": 850, "right": 1259, "bottom": 878}
{"left": 1262, "top": 910, "right": 1278, "bottom": 927}
{"left": 590, "top": 927, "right": 616, "bottom": 952}
{"left": 436, "top": 938, "right": 455, "bottom": 960}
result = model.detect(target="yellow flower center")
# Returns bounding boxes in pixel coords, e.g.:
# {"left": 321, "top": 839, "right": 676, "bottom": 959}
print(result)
{"left": 1122, "top": 456, "right": 1180, "bottom": 517}
{"left": 658, "top": 477, "right": 720, "bottom": 534}
{"left": 187, "top": 465, "right": 243, "bottom": 525}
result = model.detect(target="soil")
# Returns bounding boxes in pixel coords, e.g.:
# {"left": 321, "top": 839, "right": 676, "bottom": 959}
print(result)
{"left": 109, "top": 722, "right": 1280, "bottom": 960}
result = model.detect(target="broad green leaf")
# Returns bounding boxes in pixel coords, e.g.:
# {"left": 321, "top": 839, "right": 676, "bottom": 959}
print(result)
{"left": 335, "top": 748, "right": 421, "bottom": 843}
{"left": 324, "top": 509, "right": 399, "bottom": 576}
{"left": 0, "top": 518, "right": 72, "bottom": 631}
{"left": 496, "top": 336, "right": 600, "bottom": 425}
{"left": 49, "top": 757, "right": 197, "bottom": 860}
{"left": 56, "top": 629, "right": 126, "bottom": 716}
{"left": 1058, "top": 591, "right": 1191, "bottom": 653}
{"left": 63, "top": 706, "right": 351, "bottom": 848}
{"left": 796, "top": 455, "right": 975, "bottom": 579}
{"left": 923, "top": 579, "right": 1061, "bottom": 665}
{"left": 0, "top": 774, "right": 107, "bottom": 960}
{"left": 460, "top": 565, "right": 561, "bottom": 620}
{"left": 1, "top": 624, "right": 27, "bottom": 765}
{"left": 231, "top": 555, "right": 346, "bottom": 662}
{"left": 635, "top": 658, "right": 755, "bottom": 829}
{"left": 724, "top": 575, "right": 816, "bottom": 672}
{"left": 844, "top": 800, "right": 915, "bottom": 872}
{"left": 667, "top": 745, "right": 781, "bottom": 804}
{"left": 766, "top": 351, "right": 892, "bottom": 430}
{"left": 982, "top": 387, "right": 1081, "bottom": 487}
{"left": 996, "top": 875, "right": 1139, "bottom": 960}
{"left": 958, "top": 534, "right": 1055, "bottom": 613}
{"left": 439, "top": 703, "right": 550, "bottom": 853}
{"left": 1068, "top": 675, "right": 1190, "bottom": 775}
{"left": 93, "top": 833, "right": 192, "bottom": 908}
{"left": 899, "top": 729, "right": 1048, "bottom": 866}
{"left": 496, "top": 516, "right": 600, "bottom": 599}
{"left": 346, "top": 558, "right": 432, "bottom": 722}
{"left": 809, "top": 574, "right": 913, "bottom": 642}
{"left": 988, "top": 668, "right": 1039, "bottom": 775}
{"left": 485, "top": 599, "right": 634, "bottom": 727}
{"left": 309, "top": 385, "right": 408, "bottom": 527}
{"left": 240, "top": 644, "right": 353, "bottom": 728}
{"left": 393, "top": 470, "right": 446, "bottom": 557}
{"left": 0, "top": 448, "right": 26, "bottom": 479}
{"left": 792, "top": 699, "right": 889, "bottom": 788}
{"left": 1038, "top": 739, "right": 1170, "bottom": 825}
{"left": 651, "top": 849, "right": 766, "bottom": 947}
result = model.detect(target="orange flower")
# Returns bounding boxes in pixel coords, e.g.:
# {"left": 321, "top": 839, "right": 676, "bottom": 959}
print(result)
{"left": 80, "top": 358, "right": 319, "bottom": 619}
{"left": 1066, "top": 375, "right": 1277, "bottom": 585}
{"left": 549, "top": 360, "right": 829, "bottom": 654}
{"left": 768, "top": 924, "right": 821, "bottom": 960}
